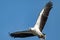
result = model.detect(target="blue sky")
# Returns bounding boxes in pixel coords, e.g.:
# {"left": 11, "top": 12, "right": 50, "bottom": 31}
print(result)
{"left": 0, "top": 0, "right": 60, "bottom": 40}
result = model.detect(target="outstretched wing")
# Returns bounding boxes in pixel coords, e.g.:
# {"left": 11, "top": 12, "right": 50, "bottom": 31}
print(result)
{"left": 10, "top": 30, "right": 35, "bottom": 38}
{"left": 39, "top": 1, "right": 53, "bottom": 32}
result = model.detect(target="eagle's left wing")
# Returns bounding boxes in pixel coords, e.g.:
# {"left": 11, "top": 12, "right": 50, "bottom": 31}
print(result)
{"left": 34, "top": 1, "right": 53, "bottom": 32}
{"left": 39, "top": 1, "right": 53, "bottom": 32}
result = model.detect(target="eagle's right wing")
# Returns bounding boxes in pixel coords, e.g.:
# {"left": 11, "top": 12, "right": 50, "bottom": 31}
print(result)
{"left": 10, "top": 30, "right": 35, "bottom": 38}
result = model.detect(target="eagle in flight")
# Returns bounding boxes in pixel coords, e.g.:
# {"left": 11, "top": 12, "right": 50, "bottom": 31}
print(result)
{"left": 10, "top": 1, "right": 53, "bottom": 40}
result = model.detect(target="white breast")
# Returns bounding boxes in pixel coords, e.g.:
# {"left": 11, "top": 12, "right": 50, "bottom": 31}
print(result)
{"left": 30, "top": 27, "right": 43, "bottom": 36}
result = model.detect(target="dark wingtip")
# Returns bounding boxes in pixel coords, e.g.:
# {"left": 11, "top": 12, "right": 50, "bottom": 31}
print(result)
{"left": 10, "top": 33, "right": 15, "bottom": 38}
{"left": 46, "top": 1, "right": 53, "bottom": 8}
{"left": 10, "top": 33, "right": 13, "bottom": 37}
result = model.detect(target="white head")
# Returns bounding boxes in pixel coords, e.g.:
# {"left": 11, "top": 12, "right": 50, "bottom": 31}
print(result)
{"left": 30, "top": 27, "right": 35, "bottom": 31}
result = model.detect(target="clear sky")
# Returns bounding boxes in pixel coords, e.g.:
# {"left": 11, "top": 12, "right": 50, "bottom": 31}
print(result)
{"left": 0, "top": 0, "right": 60, "bottom": 40}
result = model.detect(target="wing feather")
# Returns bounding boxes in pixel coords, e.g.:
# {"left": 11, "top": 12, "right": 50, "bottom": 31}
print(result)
{"left": 39, "top": 1, "right": 53, "bottom": 31}
{"left": 10, "top": 30, "right": 35, "bottom": 38}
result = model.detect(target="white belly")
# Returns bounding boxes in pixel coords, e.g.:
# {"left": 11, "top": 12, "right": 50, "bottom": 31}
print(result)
{"left": 31, "top": 27, "right": 43, "bottom": 36}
